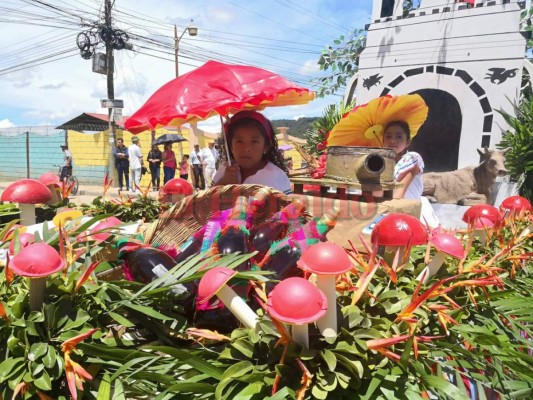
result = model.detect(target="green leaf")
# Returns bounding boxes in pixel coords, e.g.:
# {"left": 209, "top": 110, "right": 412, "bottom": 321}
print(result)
{"left": 42, "top": 346, "right": 58, "bottom": 369}
{"left": 148, "top": 346, "right": 223, "bottom": 380}
{"left": 124, "top": 303, "right": 171, "bottom": 320}
{"left": 421, "top": 375, "right": 470, "bottom": 399}
{"left": 0, "top": 357, "right": 25, "bottom": 382}
{"left": 108, "top": 311, "right": 135, "bottom": 327}
{"left": 234, "top": 381, "right": 264, "bottom": 399}
{"left": 113, "top": 378, "right": 126, "bottom": 400}
{"left": 321, "top": 350, "right": 337, "bottom": 371}
{"left": 29, "top": 343, "right": 48, "bottom": 360}
{"left": 33, "top": 370, "right": 52, "bottom": 391}
{"left": 231, "top": 339, "right": 254, "bottom": 358}
{"left": 221, "top": 361, "right": 254, "bottom": 380}
{"left": 97, "top": 373, "right": 111, "bottom": 400}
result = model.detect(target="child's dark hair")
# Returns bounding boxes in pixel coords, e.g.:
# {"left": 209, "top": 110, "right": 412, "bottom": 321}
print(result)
{"left": 227, "top": 118, "right": 288, "bottom": 173}
{"left": 385, "top": 120, "right": 411, "bottom": 141}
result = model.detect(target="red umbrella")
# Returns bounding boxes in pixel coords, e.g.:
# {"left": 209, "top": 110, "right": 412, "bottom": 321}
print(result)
{"left": 125, "top": 60, "right": 315, "bottom": 134}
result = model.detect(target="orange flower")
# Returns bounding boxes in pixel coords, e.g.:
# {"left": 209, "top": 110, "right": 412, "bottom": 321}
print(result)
{"left": 74, "top": 261, "right": 102, "bottom": 293}
{"left": 103, "top": 173, "right": 113, "bottom": 197}
{"left": 64, "top": 352, "right": 93, "bottom": 400}
{"left": 61, "top": 328, "right": 97, "bottom": 400}
{"left": 61, "top": 328, "right": 98, "bottom": 354}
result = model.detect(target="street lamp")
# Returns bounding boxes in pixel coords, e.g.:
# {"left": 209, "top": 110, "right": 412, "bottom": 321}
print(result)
{"left": 174, "top": 20, "right": 198, "bottom": 78}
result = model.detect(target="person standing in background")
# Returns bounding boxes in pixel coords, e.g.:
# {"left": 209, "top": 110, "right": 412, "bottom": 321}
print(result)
{"left": 59, "top": 144, "right": 73, "bottom": 183}
{"left": 128, "top": 137, "right": 144, "bottom": 193}
{"left": 113, "top": 138, "right": 130, "bottom": 191}
{"left": 201, "top": 143, "right": 217, "bottom": 187}
{"left": 179, "top": 155, "right": 190, "bottom": 180}
{"left": 161, "top": 143, "right": 177, "bottom": 185}
{"left": 189, "top": 144, "right": 205, "bottom": 190}
{"left": 147, "top": 143, "right": 163, "bottom": 191}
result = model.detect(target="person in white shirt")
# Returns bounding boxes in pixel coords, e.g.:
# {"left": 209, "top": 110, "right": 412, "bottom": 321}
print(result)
{"left": 128, "top": 137, "right": 144, "bottom": 193}
{"left": 212, "top": 111, "right": 291, "bottom": 194}
{"left": 189, "top": 144, "right": 205, "bottom": 190}
{"left": 201, "top": 142, "right": 217, "bottom": 187}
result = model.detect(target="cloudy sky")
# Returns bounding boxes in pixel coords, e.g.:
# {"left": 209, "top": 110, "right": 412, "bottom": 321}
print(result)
{"left": 0, "top": 0, "right": 372, "bottom": 132}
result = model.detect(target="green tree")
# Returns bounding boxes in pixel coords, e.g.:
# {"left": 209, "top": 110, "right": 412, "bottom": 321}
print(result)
{"left": 497, "top": 97, "right": 533, "bottom": 201}
{"left": 313, "top": 30, "right": 366, "bottom": 98}
{"left": 303, "top": 100, "right": 354, "bottom": 157}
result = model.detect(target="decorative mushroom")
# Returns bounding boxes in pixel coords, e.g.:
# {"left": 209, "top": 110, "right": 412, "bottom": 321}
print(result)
{"left": 371, "top": 213, "right": 428, "bottom": 270}
{"left": 8, "top": 232, "right": 36, "bottom": 256}
{"left": 161, "top": 178, "right": 194, "bottom": 203}
{"left": 462, "top": 205, "right": 502, "bottom": 245}
{"left": 500, "top": 195, "right": 532, "bottom": 217}
{"left": 38, "top": 172, "right": 62, "bottom": 204}
{"left": 1, "top": 179, "right": 52, "bottom": 226}
{"left": 10, "top": 242, "right": 64, "bottom": 311}
{"left": 416, "top": 231, "right": 464, "bottom": 284}
{"left": 267, "top": 277, "right": 328, "bottom": 348}
{"left": 197, "top": 266, "right": 259, "bottom": 330}
{"left": 297, "top": 242, "right": 353, "bottom": 337}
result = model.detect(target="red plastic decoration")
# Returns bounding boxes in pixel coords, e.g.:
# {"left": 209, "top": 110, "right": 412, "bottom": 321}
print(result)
{"left": 371, "top": 213, "right": 428, "bottom": 247}
{"left": 38, "top": 173, "right": 60, "bottom": 186}
{"left": 500, "top": 196, "right": 532, "bottom": 213}
{"left": 429, "top": 232, "right": 464, "bottom": 259}
{"left": 1, "top": 179, "right": 52, "bottom": 204}
{"left": 297, "top": 242, "right": 352, "bottom": 275}
{"left": 163, "top": 178, "right": 194, "bottom": 196}
{"left": 10, "top": 242, "right": 64, "bottom": 277}
{"left": 462, "top": 204, "right": 502, "bottom": 226}
{"left": 267, "top": 277, "right": 328, "bottom": 324}
{"left": 90, "top": 217, "right": 123, "bottom": 242}
{"left": 197, "top": 266, "right": 237, "bottom": 305}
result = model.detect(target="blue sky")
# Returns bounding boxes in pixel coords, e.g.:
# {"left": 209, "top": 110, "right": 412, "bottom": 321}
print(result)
{"left": 0, "top": 0, "right": 372, "bottom": 132}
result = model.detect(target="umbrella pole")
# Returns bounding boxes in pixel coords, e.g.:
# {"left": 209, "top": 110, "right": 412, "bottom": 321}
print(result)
{"left": 220, "top": 115, "right": 232, "bottom": 166}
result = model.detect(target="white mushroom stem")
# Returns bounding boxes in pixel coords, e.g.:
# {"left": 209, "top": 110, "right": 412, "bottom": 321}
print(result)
{"left": 315, "top": 275, "right": 337, "bottom": 338}
{"left": 216, "top": 284, "right": 259, "bottom": 330}
{"left": 473, "top": 229, "right": 487, "bottom": 245}
{"left": 384, "top": 246, "right": 405, "bottom": 271}
{"left": 291, "top": 323, "right": 309, "bottom": 348}
{"left": 29, "top": 277, "right": 46, "bottom": 311}
{"left": 19, "top": 203, "right": 36, "bottom": 226}
{"left": 171, "top": 194, "right": 184, "bottom": 203}
{"left": 416, "top": 251, "right": 447, "bottom": 284}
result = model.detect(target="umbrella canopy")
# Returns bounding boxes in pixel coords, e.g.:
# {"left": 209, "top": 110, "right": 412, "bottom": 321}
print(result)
{"left": 152, "top": 133, "right": 187, "bottom": 145}
{"left": 326, "top": 94, "right": 429, "bottom": 148}
{"left": 125, "top": 60, "right": 315, "bottom": 134}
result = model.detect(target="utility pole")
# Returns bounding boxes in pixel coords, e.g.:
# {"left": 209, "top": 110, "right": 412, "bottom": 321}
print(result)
{"left": 105, "top": 0, "right": 116, "bottom": 145}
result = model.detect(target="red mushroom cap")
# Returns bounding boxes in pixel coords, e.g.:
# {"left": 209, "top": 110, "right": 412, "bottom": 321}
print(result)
{"left": 472, "top": 216, "right": 495, "bottom": 229}
{"left": 197, "top": 266, "right": 237, "bottom": 304}
{"left": 500, "top": 196, "right": 532, "bottom": 213}
{"left": 163, "top": 178, "right": 194, "bottom": 196}
{"left": 429, "top": 232, "right": 464, "bottom": 259}
{"left": 371, "top": 213, "right": 428, "bottom": 247}
{"left": 297, "top": 242, "right": 353, "bottom": 275}
{"left": 10, "top": 242, "right": 64, "bottom": 277}
{"left": 89, "top": 217, "right": 123, "bottom": 241}
{"left": 8, "top": 233, "right": 36, "bottom": 255}
{"left": 1, "top": 179, "right": 52, "bottom": 204}
{"left": 462, "top": 205, "right": 502, "bottom": 226}
{"left": 38, "top": 173, "right": 60, "bottom": 186}
{"left": 267, "top": 277, "right": 328, "bottom": 324}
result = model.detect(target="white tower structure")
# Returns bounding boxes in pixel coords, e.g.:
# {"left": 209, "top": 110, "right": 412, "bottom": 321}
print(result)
{"left": 346, "top": 0, "right": 528, "bottom": 171}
